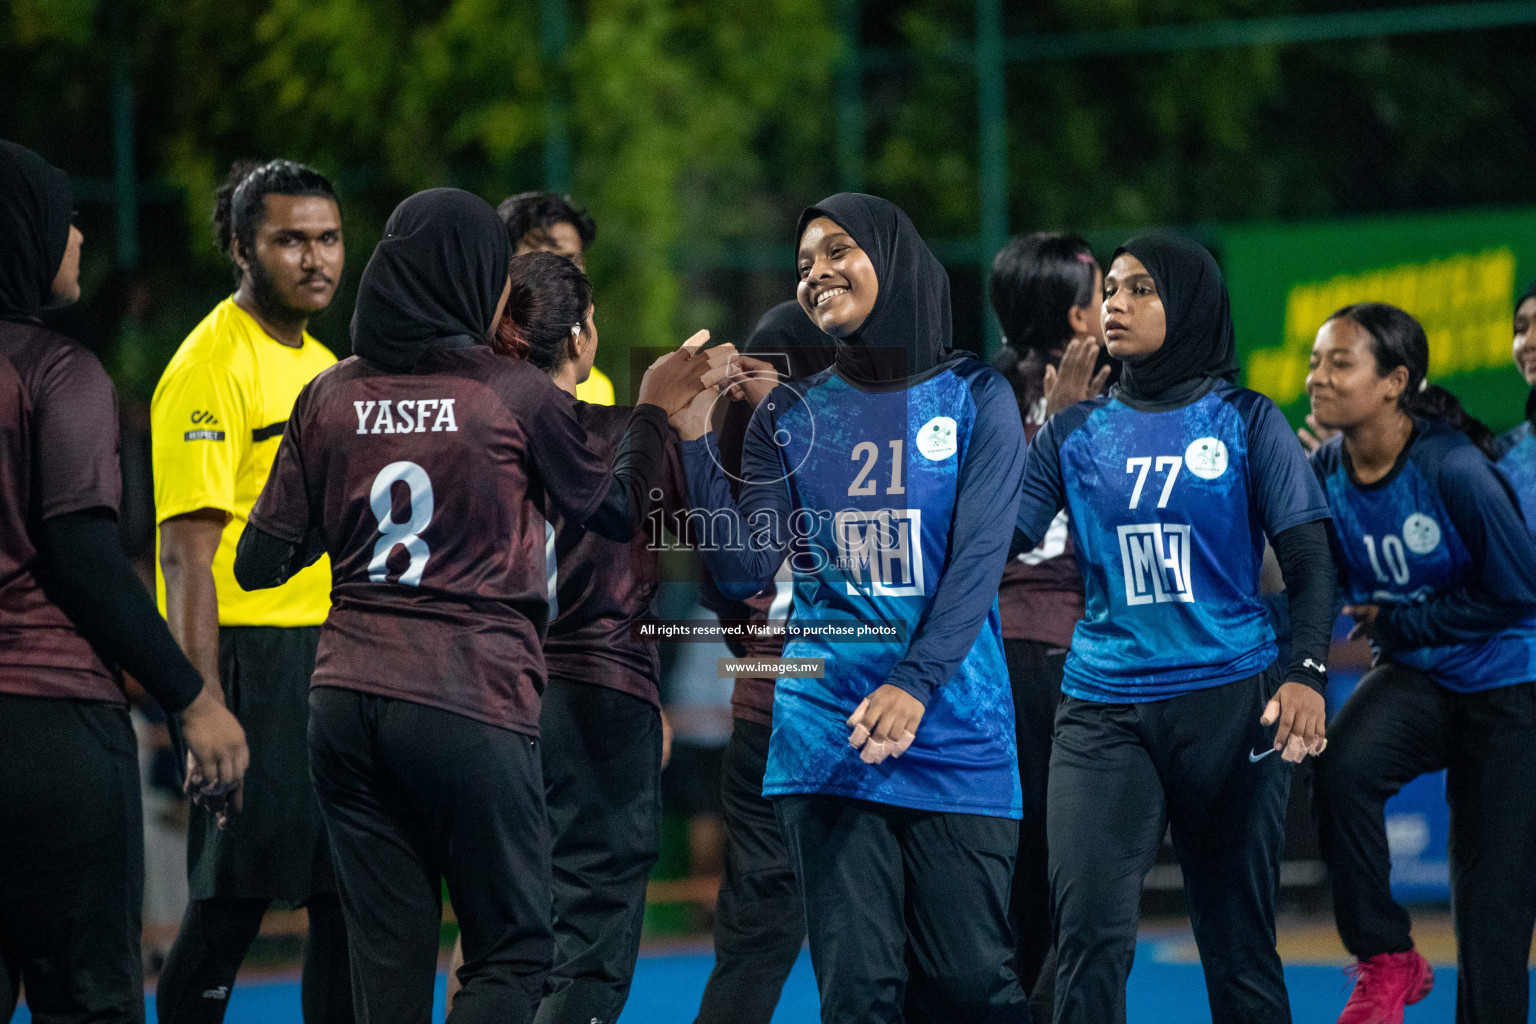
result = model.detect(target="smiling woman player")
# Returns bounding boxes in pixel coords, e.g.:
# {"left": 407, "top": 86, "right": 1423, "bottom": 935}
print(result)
{"left": 1306, "top": 303, "right": 1536, "bottom": 1024}
{"left": 676, "top": 192, "right": 1029, "bottom": 1023}
{"left": 1013, "top": 235, "right": 1336, "bottom": 1024}
{"left": 1492, "top": 280, "right": 1536, "bottom": 530}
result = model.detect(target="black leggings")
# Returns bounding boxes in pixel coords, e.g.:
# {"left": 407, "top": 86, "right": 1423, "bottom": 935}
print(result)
{"left": 694, "top": 719, "right": 805, "bottom": 1024}
{"left": 308, "top": 688, "right": 552, "bottom": 1024}
{"left": 1002, "top": 638, "right": 1065, "bottom": 1016}
{"left": 1048, "top": 673, "right": 1292, "bottom": 1024}
{"left": 155, "top": 895, "right": 352, "bottom": 1024}
{"left": 1315, "top": 664, "right": 1536, "bottom": 1024}
{"left": 0, "top": 695, "right": 145, "bottom": 1024}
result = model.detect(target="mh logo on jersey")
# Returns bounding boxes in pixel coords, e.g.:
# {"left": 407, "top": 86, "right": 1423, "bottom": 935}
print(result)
{"left": 1116, "top": 523, "right": 1194, "bottom": 605}
{"left": 834, "top": 509, "right": 925, "bottom": 597}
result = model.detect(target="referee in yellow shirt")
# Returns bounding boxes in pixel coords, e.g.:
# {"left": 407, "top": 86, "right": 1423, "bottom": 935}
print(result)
{"left": 496, "top": 191, "right": 614, "bottom": 404}
{"left": 151, "top": 160, "right": 353, "bottom": 1024}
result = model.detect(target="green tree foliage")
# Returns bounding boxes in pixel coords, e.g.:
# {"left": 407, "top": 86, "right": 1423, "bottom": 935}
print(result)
{"left": 4, "top": 0, "right": 840, "bottom": 394}
{"left": 3, "top": 0, "right": 1534, "bottom": 376}
{"left": 861, "top": 0, "right": 1536, "bottom": 237}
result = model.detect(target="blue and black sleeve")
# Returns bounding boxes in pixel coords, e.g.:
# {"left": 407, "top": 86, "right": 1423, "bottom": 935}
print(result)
{"left": 678, "top": 388, "right": 796, "bottom": 601}
{"left": 885, "top": 371, "right": 1027, "bottom": 705}
{"left": 1378, "top": 442, "right": 1536, "bottom": 647}
{"left": 1245, "top": 396, "right": 1335, "bottom": 692}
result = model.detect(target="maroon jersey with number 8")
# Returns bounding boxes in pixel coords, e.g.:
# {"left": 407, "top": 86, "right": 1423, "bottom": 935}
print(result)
{"left": 250, "top": 344, "right": 662, "bottom": 735}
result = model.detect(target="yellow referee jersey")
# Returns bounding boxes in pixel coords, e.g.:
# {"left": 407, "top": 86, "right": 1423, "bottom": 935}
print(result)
{"left": 151, "top": 298, "right": 336, "bottom": 627}
{"left": 575, "top": 365, "right": 614, "bottom": 405}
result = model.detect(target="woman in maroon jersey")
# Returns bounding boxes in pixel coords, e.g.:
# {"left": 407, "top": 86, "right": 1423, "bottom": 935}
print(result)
{"left": 233, "top": 188, "right": 710, "bottom": 1024}
{"left": 0, "top": 140, "right": 247, "bottom": 1022}
{"left": 441, "top": 249, "right": 692, "bottom": 1024}
{"left": 987, "top": 231, "right": 1110, "bottom": 1015}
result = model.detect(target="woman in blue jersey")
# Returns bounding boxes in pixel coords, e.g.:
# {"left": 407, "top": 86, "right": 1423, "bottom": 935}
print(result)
{"left": 1013, "top": 235, "right": 1336, "bottom": 1024}
{"left": 1492, "top": 280, "right": 1536, "bottom": 528}
{"left": 1306, "top": 302, "right": 1536, "bottom": 1024}
{"left": 674, "top": 192, "right": 1030, "bottom": 1023}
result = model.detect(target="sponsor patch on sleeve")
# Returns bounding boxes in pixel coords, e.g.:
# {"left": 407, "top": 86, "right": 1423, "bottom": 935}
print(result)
{"left": 184, "top": 429, "right": 226, "bottom": 442}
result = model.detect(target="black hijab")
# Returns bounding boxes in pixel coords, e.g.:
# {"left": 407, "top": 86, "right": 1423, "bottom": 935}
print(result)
{"left": 796, "top": 193, "right": 953, "bottom": 385}
{"left": 744, "top": 299, "right": 836, "bottom": 380}
{"left": 351, "top": 188, "right": 510, "bottom": 372}
{"left": 1112, "top": 234, "right": 1238, "bottom": 403}
{"left": 0, "top": 140, "right": 73, "bottom": 321}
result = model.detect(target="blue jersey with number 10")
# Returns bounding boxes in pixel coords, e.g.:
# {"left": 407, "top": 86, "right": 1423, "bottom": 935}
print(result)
{"left": 1314, "top": 421, "right": 1536, "bottom": 693}
{"left": 1016, "top": 383, "right": 1331, "bottom": 703}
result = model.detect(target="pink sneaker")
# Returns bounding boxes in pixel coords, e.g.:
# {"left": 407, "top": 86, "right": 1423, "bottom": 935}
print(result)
{"left": 1338, "top": 950, "right": 1434, "bottom": 1024}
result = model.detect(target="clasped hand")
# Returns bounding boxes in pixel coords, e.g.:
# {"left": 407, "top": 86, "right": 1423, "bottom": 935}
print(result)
{"left": 846, "top": 684, "right": 925, "bottom": 765}
{"left": 1260, "top": 681, "right": 1327, "bottom": 764}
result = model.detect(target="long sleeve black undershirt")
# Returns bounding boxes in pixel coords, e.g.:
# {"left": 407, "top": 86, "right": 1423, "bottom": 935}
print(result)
{"left": 38, "top": 508, "right": 205, "bottom": 713}
{"left": 1270, "top": 519, "right": 1335, "bottom": 694}
{"left": 234, "top": 523, "right": 326, "bottom": 592}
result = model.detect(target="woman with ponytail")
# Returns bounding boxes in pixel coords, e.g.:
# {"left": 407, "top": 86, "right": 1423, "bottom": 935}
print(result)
{"left": 1306, "top": 301, "right": 1536, "bottom": 1024}
{"left": 441, "top": 251, "right": 697, "bottom": 1024}
{"left": 986, "top": 231, "right": 1110, "bottom": 1016}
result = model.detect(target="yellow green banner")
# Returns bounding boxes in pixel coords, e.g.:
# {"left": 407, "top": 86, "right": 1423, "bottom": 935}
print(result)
{"left": 1222, "top": 207, "right": 1536, "bottom": 432}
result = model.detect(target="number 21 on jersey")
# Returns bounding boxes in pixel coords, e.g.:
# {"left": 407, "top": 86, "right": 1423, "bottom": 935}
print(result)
{"left": 838, "top": 439, "right": 922, "bottom": 596}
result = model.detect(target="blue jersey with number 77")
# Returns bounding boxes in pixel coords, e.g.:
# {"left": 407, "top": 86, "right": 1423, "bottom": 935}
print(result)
{"left": 1015, "top": 382, "right": 1331, "bottom": 703}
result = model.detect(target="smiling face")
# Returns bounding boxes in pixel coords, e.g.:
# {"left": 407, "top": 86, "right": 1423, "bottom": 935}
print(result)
{"left": 1514, "top": 296, "right": 1536, "bottom": 387}
{"left": 796, "top": 216, "right": 878, "bottom": 337}
{"left": 1101, "top": 253, "right": 1166, "bottom": 360}
{"left": 1306, "top": 316, "right": 1407, "bottom": 431}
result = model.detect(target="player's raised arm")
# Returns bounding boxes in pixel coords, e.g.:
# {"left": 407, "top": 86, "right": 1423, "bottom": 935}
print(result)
{"left": 529, "top": 326, "right": 710, "bottom": 543}
{"left": 670, "top": 387, "right": 796, "bottom": 600}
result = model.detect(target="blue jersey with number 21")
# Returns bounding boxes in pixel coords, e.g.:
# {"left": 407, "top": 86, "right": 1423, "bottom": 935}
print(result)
{"left": 681, "top": 356, "right": 1026, "bottom": 818}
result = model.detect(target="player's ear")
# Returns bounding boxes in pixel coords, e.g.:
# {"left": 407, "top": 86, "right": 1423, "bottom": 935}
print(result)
{"left": 1383, "top": 364, "right": 1409, "bottom": 404}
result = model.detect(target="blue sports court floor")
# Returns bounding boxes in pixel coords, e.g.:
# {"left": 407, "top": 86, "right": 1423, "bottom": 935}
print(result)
{"left": 13, "top": 942, "right": 1534, "bottom": 1023}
